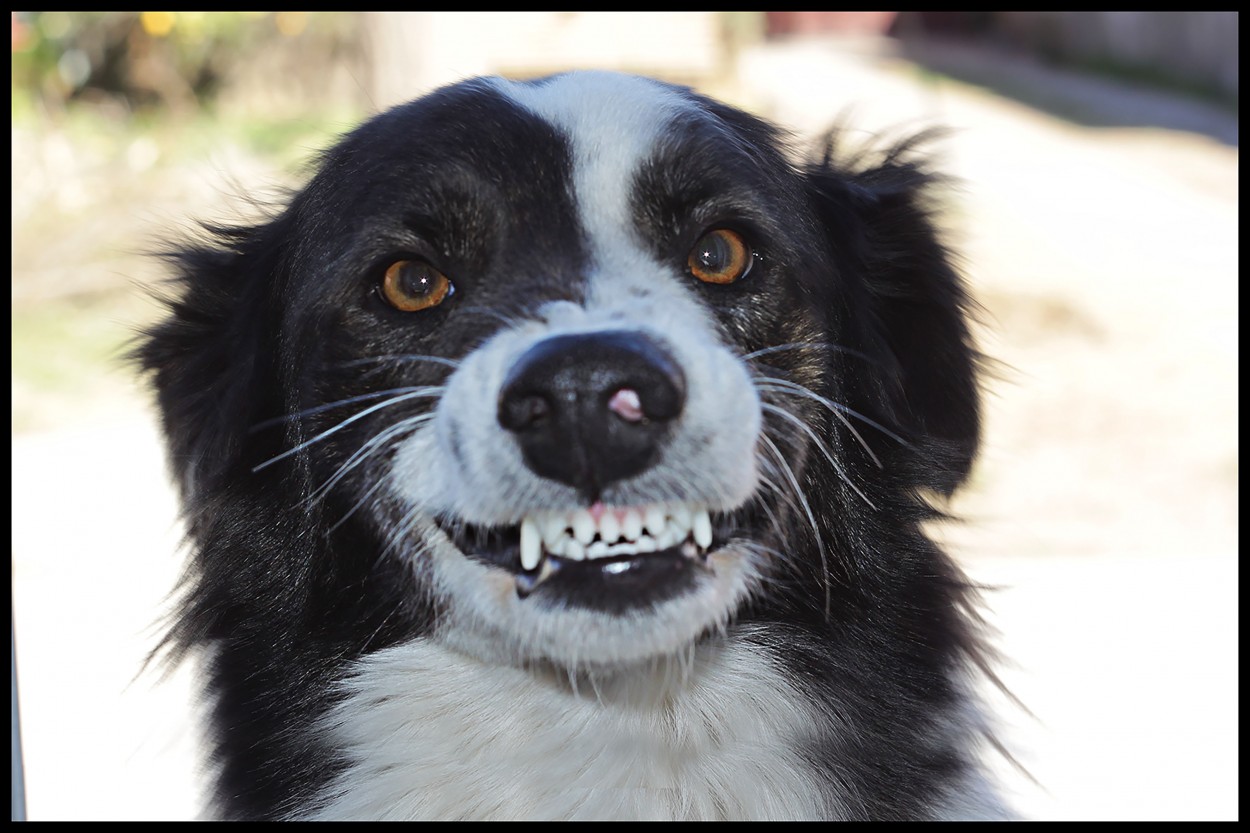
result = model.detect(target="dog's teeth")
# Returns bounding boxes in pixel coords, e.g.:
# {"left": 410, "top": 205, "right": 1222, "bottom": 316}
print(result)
{"left": 621, "top": 508, "right": 643, "bottom": 541}
{"left": 670, "top": 504, "right": 692, "bottom": 535}
{"left": 644, "top": 505, "right": 666, "bottom": 537}
{"left": 572, "top": 509, "right": 595, "bottom": 545}
{"left": 514, "top": 503, "right": 712, "bottom": 572}
{"left": 541, "top": 513, "right": 567, "bottom": 549}
{"left": 693, "top": 509, "right": 713, "bottom": 549}
{"left": 520, "top": 517, "right": 542, "bottom": 572}
{"left": 546, "top": 534, "right": 565, "bottom": 558}
{"left": 656, "top": 526, "right": 682, "bottom": 550}
{"left": 600, "top": 511, "right": 621, "bottom": 544}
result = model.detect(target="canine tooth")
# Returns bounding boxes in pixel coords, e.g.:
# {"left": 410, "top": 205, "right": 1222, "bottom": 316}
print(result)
{"left": 572, "top": 509, "right": 596, "bottom": 545}
{"left": 520, "top": 517, "right": 541, "bottom": 571}
{"left": 586, "top": 540, "right": 610, "bottom": 559}
{"left": 599, "top": 512, "right": 621, "bottom": 544}
{"left": 644, "top": 505, "right": 666, "bottom": 536}
{"left": 621, "top": 508, "right": 643, "bottom": 541}
{"left": 693, "top": 509, "right": 713, "bottom": 549}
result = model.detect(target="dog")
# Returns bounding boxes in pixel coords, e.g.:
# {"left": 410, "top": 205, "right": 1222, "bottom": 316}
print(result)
{"left": 138, "top": 70, "right": 1010, "bottom": 820}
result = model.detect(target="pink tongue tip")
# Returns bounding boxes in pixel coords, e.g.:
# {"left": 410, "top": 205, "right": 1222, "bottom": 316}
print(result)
{"left": 607, "top": 387, "right": 644, "bottom": 422}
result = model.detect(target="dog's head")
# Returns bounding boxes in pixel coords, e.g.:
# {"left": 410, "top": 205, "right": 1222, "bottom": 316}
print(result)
{"left": 141, "top": 71, "right": 979, "bottom": 670}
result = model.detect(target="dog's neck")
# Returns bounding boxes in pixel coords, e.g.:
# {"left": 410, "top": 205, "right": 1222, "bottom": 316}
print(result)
{"left": 296, "top": 632, "right": 831, "bottom": 820}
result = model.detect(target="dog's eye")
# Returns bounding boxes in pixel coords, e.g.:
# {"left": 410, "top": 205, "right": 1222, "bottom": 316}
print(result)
{"left": 380, "top": 260, "right": 455, "bottom": 312}
{"left": 688, "top": 229, "right": 753, "bottom": 285}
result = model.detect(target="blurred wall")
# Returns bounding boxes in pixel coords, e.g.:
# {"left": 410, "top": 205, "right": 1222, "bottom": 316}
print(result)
{"left": 995, "top": 12, "right": 1238, "bottom": 97}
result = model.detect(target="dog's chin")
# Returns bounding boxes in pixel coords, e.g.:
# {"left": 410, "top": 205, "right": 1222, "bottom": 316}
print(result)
{"left": 417, "top": 509, "right": 758, "bottom": 668}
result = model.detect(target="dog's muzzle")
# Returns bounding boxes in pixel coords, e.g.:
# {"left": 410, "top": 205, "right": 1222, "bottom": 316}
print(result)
{"left": 430, "top": 327, "right": 749, "bottom": 615}
{"left": 497, "top": 331, "right": 686, "bottom": 502}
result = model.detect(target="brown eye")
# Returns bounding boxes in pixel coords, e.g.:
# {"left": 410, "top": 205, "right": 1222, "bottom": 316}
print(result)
{"left": 380, "top": 260, "right": 454, "bottom": 312}
{"left": 688, "top": 228, "right": 753, "bottom": 285}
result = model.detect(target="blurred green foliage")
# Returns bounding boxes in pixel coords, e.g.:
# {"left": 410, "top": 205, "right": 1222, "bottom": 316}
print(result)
{"left": 11, "top": 12, "right": 363, "bottom": 433}
{"left": 11, "top": 11, "right": 334, "bottom": 116}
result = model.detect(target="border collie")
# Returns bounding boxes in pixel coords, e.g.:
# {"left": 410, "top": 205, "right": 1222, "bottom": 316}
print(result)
{"left": 138, "top": 71, "right": 1010, "bottom": 820}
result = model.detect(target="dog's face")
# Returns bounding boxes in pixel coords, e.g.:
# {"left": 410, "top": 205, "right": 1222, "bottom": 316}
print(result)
{"left": 326, "top": 73, "right": 805, "bottom": 666}
{"left": 145, "top": 71, "right": 980, "bottom": 672}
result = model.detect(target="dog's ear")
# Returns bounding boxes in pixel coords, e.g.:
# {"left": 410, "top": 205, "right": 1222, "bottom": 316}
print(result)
{"left": 136, "top": 219, "right": 290, "bottom": 502}
{"left": 804, "top": 136, "right": 981, "bottom": 494}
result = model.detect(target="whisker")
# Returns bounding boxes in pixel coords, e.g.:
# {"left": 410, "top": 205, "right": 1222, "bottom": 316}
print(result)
{"left": 253, "top": 387, "right": 443, "bottom": 473}
{"left": 761, "top": 402, "right": 877, "bottom": 511}
{"left": 757, "top": 380, "right": 881, "bottom": 469}
{"left": 348, "top": 594, "right": 407, "bottom": 661}
{"left": 757, "top": 376, "right": 909, "bottom": 447}
{"left": 326, "top": 354, "right": 461, "bottom": 371}
{"left": 753, "top": 470, "right": 805, "bottom": 537}
{"left": 758, "top": 433, "right": 832, "bottom": 619}
{"left": 327, "top": 477, "right": 388, "bottom": 534}
{"left": 756, "top": 376, "right": 912, "bottom": 466}
{"left": 380, "top": 503, "right": 427, "bottom": 573}
{"left": 732, "top": 541, "right": 809, "bottom": 592}
{"left": 752, "top": 463, "right": 835, "bottom": 595}
{"left": 740, "top": 341, "right": 876, "bottom": 365}
{"left": 456, "top": 305, "right": 528, "bottom": 328}
{"left": 305, "top": 413, "right": 434, "bottom": 506}
{"left": 250, "top": 386, "right": 432, "bottom": 432}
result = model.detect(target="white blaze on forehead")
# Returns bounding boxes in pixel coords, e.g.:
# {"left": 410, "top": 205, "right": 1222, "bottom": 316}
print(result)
{"left": 494, "top": 72, "right": 688, "bottom": 256}
{"left": 492, "top": 72, "right": 723, "bottom": 326}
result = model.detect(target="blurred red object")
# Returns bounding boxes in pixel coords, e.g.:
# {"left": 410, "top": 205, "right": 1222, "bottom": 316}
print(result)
{"left": 12, "top": 11, "right": 33, "bottom": 52}
{"left": 765, "top": 12, "right": 898, "bottom": 37}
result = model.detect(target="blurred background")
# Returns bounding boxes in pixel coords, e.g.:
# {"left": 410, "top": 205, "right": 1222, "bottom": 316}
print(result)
{"left": 10, "top": 12, "right": 1238, "bottom": 821}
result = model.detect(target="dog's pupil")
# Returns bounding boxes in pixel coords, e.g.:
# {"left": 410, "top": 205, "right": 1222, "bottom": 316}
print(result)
{"left": 697, "top": 235, "right": 729, "bottom": 271}
{"left": 402, "top": 265, "right": 438, "bottom": 296}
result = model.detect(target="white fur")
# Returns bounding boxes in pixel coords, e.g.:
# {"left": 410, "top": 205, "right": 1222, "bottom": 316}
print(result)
{"left": 494, "top": 71, "right": 683, "bottom": 251}
{"left": 295, "top": 633, "right": 833, "bottom": 820}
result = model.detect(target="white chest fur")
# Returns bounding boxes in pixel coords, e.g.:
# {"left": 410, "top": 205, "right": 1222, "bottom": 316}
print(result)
{"left": 298, "top": 636, "right": 829, "bottom": 820}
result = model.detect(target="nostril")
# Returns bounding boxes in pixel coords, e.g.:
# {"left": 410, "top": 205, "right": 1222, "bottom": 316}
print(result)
{"left": 500, "top": 392, "right": 552, "bottom": 432}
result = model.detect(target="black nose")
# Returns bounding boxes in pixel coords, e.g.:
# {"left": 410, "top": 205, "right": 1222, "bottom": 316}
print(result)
{"left": 498, "top": 331, "right": 686, "bottom": 500}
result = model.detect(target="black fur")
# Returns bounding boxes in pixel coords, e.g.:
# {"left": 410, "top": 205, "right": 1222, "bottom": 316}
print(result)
{"left": 137, "top": 74, "right": 1000, "bottom": 820}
